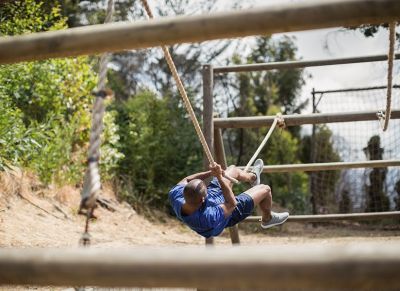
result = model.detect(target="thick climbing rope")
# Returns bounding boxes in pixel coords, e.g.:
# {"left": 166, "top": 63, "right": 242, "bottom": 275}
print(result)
{"left": 78, "top": 0, "right": 114, "bottom": 247}
{"left": 141, "top": 0, "right": 238, "bottom": 183}
{"left": 244, "top": 113, "right": 285, "bottom": 172}
{"left": 378, "top": 22, "right": 396, "bottom": 131}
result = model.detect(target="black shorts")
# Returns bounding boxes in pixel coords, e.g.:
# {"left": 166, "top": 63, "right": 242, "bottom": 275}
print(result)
{"left": 208, "top": 178, "right": 255, "bottom": 227}
{"left": 226, "top": 192, "right": 254, "bottom": 227}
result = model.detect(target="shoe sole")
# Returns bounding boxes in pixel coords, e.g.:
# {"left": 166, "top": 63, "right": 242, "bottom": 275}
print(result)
{"left": 251, "top": 159, "right": 264, "bottom": 186}
{"left": 261, "top": 215, "right": 289, "bottom": 229}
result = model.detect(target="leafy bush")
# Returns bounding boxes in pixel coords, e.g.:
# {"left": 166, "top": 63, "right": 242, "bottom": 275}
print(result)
{"left": 114, "top": 91, "right": 202, "bottom": 209}
{"left": 0, "top": 0, "right": 121, "bottom": 185}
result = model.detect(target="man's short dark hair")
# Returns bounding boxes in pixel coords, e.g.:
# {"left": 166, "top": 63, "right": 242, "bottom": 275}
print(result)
{"left": 183, "top": 179, "right": 206, "bottom": 205}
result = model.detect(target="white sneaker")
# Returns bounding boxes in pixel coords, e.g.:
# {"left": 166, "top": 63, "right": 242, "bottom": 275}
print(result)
{"left": 261, "top": 211, "right": 289, "bottom": 229}
{"left": 251, "top": 159, "right": 264, "bottom": 186}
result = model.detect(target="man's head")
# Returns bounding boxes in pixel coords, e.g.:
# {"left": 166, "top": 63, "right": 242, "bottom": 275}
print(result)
{"left": 183, "top": 179, "right": 207, "bottom": 206}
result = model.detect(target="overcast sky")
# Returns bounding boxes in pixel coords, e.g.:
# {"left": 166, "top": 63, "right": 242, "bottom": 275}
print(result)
{"left": 214, "top": 0, "right": 400, "bottom": 108}
{"left": 283, "top": 27, "right": 398, "bottom": 106}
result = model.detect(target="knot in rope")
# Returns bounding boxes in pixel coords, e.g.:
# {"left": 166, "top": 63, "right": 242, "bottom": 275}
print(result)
{"left": 276, "top": 112, "right": 286, "bottom": 129}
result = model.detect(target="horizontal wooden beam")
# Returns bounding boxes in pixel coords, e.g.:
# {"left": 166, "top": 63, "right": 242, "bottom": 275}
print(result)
{"left": 244, "top": 211, "right": 400, "bottom": 223}
{"left": 1, "top": 245, "right": 400, "bottom": 289}
{"left": 0, "top": 0, "right": 400, "bottom": 64}
{"left": 214, "top": 109, "right": 400, "bottom": 128}
{"left": 237, "top": 160, "right": 400, "bottom": 173}
{"left": 214, "top": 53, "right": 400, "bottom": 73}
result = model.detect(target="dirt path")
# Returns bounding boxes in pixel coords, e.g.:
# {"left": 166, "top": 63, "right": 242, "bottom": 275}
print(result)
{"left": 1, "top": 186, "right": 399, "bottom": 247}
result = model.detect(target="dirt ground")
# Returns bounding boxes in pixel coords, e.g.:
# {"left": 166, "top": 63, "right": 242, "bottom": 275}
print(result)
{"left": 1, "top": 169, "right": 399, "bottom": 290}
{"left": 3, "top": 190, "right": 399, "bottom": 248}
{"left": 2, "top": 179, "right": 399, "bottom": 249}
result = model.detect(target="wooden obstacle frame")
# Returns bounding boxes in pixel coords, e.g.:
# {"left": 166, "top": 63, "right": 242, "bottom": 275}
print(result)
{"left": 1, "top": 0, "right": 400, "bottom": 287}
{"left": 203, "top": 55, "right": 400, "bottom": 244}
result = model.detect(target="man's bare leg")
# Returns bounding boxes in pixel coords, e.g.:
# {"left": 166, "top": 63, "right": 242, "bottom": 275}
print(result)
{"left": 224, "top": 165, "right": 256, "bottom": 185}
{"left": 245, "top": 185, "right": 272, "bottom": 222}
{"left": 224, "top": 166, "right": 272, "bottom": 222}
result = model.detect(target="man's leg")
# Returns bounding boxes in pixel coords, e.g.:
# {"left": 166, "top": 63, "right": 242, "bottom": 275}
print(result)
{"left": 224, "top": 165, "right": 270, "bottom": 221}
{"left": 224, "top": 165, "right": 256, "bottom": 185}
{"left": 224, "top": 164, "right": 288, "bottom": 227}
{"left": 245, "top": 184, "right": 272, "bottom": 222}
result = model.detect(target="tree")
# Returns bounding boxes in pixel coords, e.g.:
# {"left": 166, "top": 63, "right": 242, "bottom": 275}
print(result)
{"left": 113, "top": 90, "right": 202, "bottom": 209}
{"left": 363, "top": 135, "right": 390, "bottom": 212}
{"left": 52, "top": 0, "right": 237, "bottom": 101}
{"left": 222, "top": 36, "right": 309, "bottom": 213}
{"left": 351, "top": 24, "right": 400, "bottom": 43}
{"left": 300, "top": 126, "right": 341, "bottom": 214}
{"left": 395, "top": 179, "right": 400, "bottom": 211}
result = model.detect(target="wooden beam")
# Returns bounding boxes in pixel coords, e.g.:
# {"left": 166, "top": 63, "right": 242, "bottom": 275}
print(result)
{"left": 237, "top": 160, "right": 400, "bottom": 173}
{"left": 203, "top": 64, "right": 215, "bottom": 246}
{"left": 244, "top": 211, "right": 400, "bottom": 223}
{"left": 1, "top": 245, "right": 400, "bottom": 289}
{"left": 214, "top": 128, "right": 241, "bottom": 245}
{"left": 0, "top": 0, "right": 400, "bottom": 64}
{"left": 202, "top": 64, "right": 214, "bottom": 166}
{"left": 214, "top": 109, "right": 400, "bottom": 128}
{"left": 213, "top": 53, "right": 400, "bottom": 73}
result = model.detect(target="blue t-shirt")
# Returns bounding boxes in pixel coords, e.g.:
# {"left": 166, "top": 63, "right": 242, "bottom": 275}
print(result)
{"left": 168, "top": 179, "right": 231, "bottom": 238}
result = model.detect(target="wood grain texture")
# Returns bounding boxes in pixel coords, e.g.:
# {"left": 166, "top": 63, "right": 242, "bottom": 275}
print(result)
{"left": 1, "top": 244, "right": 400, "bottom": 289}
{"left": 0, "top": 0, "right": 399, "bottom": 64}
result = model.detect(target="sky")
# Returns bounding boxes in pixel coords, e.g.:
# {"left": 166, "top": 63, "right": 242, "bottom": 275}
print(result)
{"left": 214, "top": 0, "right": 399, "bottom": 107}
{"left": 283, "top": 28, "right": 398, "bottom": 107}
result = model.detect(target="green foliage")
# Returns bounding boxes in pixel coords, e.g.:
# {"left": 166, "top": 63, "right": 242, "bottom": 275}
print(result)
{"left": 0, "top": 0, "right": 110, "bottom": 185}
{"left": 232, "top": 36, "right": 307, "bottom": 117}
{"left": 395, "top": 179, "right": 400, "bottom": 211}
{"left": 0, "top": 58, "right": 96, "bottom": 127}
{"left": 265, "top": 131, "right": 308, "bottom": 209}
{"left": 363, "top": 135, "right": 389, "bottom": 212}
{"left": 0, "top": 0, "right": 65, "bottom": 35}
{"left": 300, "top": 125, "right": 341, "bottom": 213}
{"left": 28, "top": 116, "right": 80, "bottom": 184}
{"left": 0, "top": 97, "right": 36, "bottom": 169}
{"left": 100, "top": 109, "right": 125, "bottom": 180}
{"left": 350, "top": 24, "right": 400, "bottom": 43}
{"left": 114, "top": 91, "right": 202, "bottom": 209}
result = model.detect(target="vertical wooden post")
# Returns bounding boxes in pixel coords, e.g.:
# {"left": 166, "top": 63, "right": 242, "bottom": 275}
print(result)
{"left": 310, "top": 88, "right": 317, "bottom": 216}
{"left": 203, "top": 64, "right": 214, "bottom": 246}
{"left": 203, "top": 64, "right": 214, "bottom": 158}
{"left": 214, "top": 128, "right": 227, "bottom": 167}
{"left": 215, "top": 128, "right": 241, "bottom": 245}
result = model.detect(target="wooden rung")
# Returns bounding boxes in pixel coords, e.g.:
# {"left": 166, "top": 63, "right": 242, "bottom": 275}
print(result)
{"left": 214, "top": 110, "right": 400, "bottom": 128}
{"left": 0, "top": 0, "right": 399, "bottom": 64}
{"left": 243, "top": 211, "right": 400, "bottom": 223}
{"left": 236, "top": 160, "right": 400, "bottom": 173}
{"left": 1, "top": 244, "right": 400, "bottom": 289}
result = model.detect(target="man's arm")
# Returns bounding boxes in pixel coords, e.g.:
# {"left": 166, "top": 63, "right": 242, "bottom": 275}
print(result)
{"left": 210, "top": 164, "right": 237, "bottom": 217}
{"left": 178, "top": 170, "right": 212, "bottom": 185}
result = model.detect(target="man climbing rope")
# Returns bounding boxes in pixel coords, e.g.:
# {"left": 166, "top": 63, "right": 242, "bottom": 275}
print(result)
{"left": 169, "top": 159, "right": 289, "bottom": 238}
